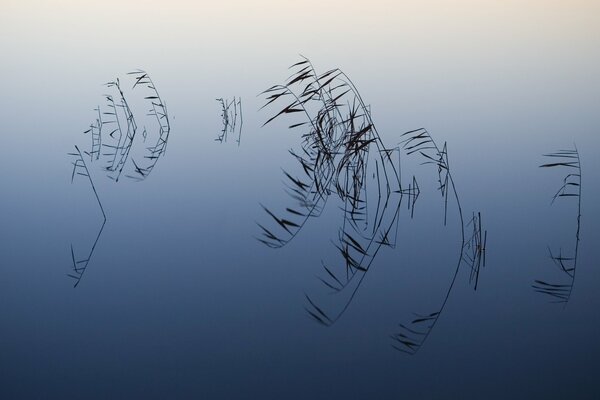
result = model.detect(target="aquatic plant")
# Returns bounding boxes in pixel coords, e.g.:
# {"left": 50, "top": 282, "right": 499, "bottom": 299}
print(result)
{"left": 215, "top": 96, "right": 243, "bottom": 145}
{"left": 81, "top": 70, "right": 171, "bottom": 181}
{"left": 258, "top": 60, "right": 489, "bottom": 353}
{"left": 68, "top": 70, "right": 170, "bottom": 286}
{"left": 67, "top": 146, "right": 107, "bottom": 287}
{"left": 257, "top": 57, "right": 420, "bottom": 326}
{"left": 258, "top": 57, "right": 403, "bottom": 245}
{"left": 126, "top": 70, "right": 171, "bottom": 181}
{"left": 102, "top": 78, "right": 138, "bottom": 182}
{"left": 83, "top": 106, "right": 103, "bottom": 162}
{"left": 464, "top": 212, "right": 487, "bottom": 290}
{"left": 391, "top": 128, "right": 486, "bottom": 354}
{"left": 532, "top": 147, "right": 581, "bottom": 304}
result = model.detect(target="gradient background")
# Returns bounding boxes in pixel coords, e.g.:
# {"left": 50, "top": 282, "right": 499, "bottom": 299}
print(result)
{"left": 1, "top": 1, "right": 600, "bottom": 398}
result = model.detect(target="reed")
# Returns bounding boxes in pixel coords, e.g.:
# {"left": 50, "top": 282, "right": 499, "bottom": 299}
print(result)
{"left": 67, "top": 146, "right": 107, "bottom": 287}
{"left": 257, "top": 57, "right": 422, "bottom": 327}
{"left": 258, "top": 61, "right": 488, "bottom": 353}
{"left": 391, "top": 129, "right": 487, "bottom": 355}
{"left": 68, "top": 70, "right": 170, "bottom": 286}
{"left": 103, "top": 78, "right": 138, "bottom": 182}
{"left": 532, "top": 146, "right": 581, "bottom": 304}
{"left": 126, "top": 70, "right": 171, "bottom": 181}
{"left": 258, "top": 57, "right": 402, "bottom": 248}
{"left": 464, "top": 212, "right": 487, "bottom": 290}
{"left": 215, "top": 97, "right": 243, "bottom": 145}
{"left": 81, "top": 70, "right": 171, "bottom": 182}
{"left": 83, "top": 106, "right": 103, "bottom": 161}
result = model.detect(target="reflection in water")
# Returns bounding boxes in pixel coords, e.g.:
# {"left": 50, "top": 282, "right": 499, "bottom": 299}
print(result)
{"left": 83, "top": 70, "right": 171, "bottom": 182}
{"left": 67, "top": 71, "right": 170, "bottom": 286}
{"left": 126, "top": 70, "right": 172, "bottom": 181}
{"left": 84, "top": 106, "right": 103, "bottom": 162}
{"left": 69, "top": 146, "right": 106, "bottom": 219}
{"left": 67, "top": 146, "right": 107, "bottom": 287}
{"left": 257, "top": 57, "right": 421, "bottom": 327}
{"left": 103, "top": 78, "right": 138, "bottom": 182}
{"left": 464, "top": 212, "right": 487, "bottom": 290}
{"left": 258, "top": 57, "right": 404, "bottom": 247}
{"left": 215, "top": 97, "right": 243, "bottom": 145}
{"left": 533, "top": 147, "right": 582, "bottom": 304}
{"left": 257, "top": 59, "right": 487, "bottom": 352}
{"left": 69, "top": 221, "right": 106, "bottom": 288}
{"left": 391, "top": 129, "right": 486, "bottom": 355}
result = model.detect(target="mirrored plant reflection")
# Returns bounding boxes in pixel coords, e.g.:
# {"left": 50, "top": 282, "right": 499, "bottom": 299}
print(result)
{"left": 82, "top": 70, "right": 171, "bottom": 182}
{"left": 68, "top": 146, "right": 106, "bottom": 287}
{"left": 215, "top": 96, "right": 243, "bottom": 145}
{"left": 392, "top": 129, "right": 487, "bottom": 354}
{"left": 68, "top": 71, "right": 171, "bottom": 287}
{"left": 532, "top": 147, "right": 582, "bottom": 304}
{"left": 257, "top": 58, "right": 487, "bottom": 354}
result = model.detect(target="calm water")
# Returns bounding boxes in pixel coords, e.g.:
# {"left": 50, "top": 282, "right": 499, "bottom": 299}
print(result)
{"left": 2, "top": 1, "right": 600, "bottom": 398}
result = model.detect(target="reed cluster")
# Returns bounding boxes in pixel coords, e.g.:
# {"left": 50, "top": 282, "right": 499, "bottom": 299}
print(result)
{"left": 533, "top": 147, "right": 581, "bottom": 304}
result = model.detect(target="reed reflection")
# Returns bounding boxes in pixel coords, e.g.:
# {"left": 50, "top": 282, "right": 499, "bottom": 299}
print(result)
{"left": 68, "top": 146, "right": 106, "bottom": 287}
{"left": 83, "top": 70, "right": 171, "bottom": 182}
{"left": 67, "top": 71, "right": 171, "bottom": 287}
{"left": 215, "top": 96, "right": 243, "bottom": 145}
{"left": 532, "top": 147, "right": 582, "bottom": 304}
{"left": 392, "top": 129, "right": 486, "bottom": 354}
{"left": 257, "top": 58, "right": 486, "bottom": 353}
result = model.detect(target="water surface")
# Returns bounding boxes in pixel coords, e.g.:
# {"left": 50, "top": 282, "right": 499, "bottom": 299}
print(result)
{"left": 1, "top": 1, "right": 600, "bottom": 398}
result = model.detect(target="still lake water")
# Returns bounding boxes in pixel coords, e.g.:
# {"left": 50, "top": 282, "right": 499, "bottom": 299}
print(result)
{"left": 1, "top": 1, "right": 600, "bottom": 398}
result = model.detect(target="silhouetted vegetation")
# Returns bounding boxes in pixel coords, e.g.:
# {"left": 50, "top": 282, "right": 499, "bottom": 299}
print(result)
{"left": 391, "top": 128, "right": 486, "bottom": 355}
{"left": 81, "top": 70, "right": 171, "bottom": 182}
{"left": 533, "top": 147, "right": 581, "bottom": 304}
{"left": 257, "top": 57, "right": 426, "bottom": 327}
{"left": 257, "top": 59, "right": 491, "bottom": 354}
{"left": 67, "top": 146, "right": 106, "bottom": 287}
{"left": 68, "top": 70, "right": 170, "bottom": 286}
{"left": 215, "top": 97, "right": 242, "bottom": 145}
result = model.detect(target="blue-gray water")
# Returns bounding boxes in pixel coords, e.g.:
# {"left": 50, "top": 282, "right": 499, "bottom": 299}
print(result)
{"left": 1, "top": 1, "right": 600, "bottom": 398}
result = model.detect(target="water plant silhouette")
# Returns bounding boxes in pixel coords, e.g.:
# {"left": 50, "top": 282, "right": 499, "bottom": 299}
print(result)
{"left": 258, "top": 60, "right": 488, "bottom": 353}
{"left": 83, "top": 106, "right": 103, "bottom": 161}
{"left": 68, "top": 70, "right": 170, "bottom": 286}
{"left": 102, "top": 78, "right": 138, "bottom": 182}
{"left": 81, "top": 70, "right": 171, "bottom": 182}
{"left": 67, "top": 146, "right": 107, "bottom": 287}
{"left": 257, "top": 57, "right": 424, "bottom": 327}
{"left": 126, "top": 70, "right": 171, "bottom": 181}
{"left": 532, "top": 147, "right": 581, "bottom": 304}
{"left": 215, "top": 97, "right": 243, "bottom": 145}
{"left": 464, "top": 212, "right": 487, "bottom": 290}
{"left": 257, "top": 57, "right": 403, "bottom": 246}
{"left": 390, "top": 128, "right": 486, "bottom": 355}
